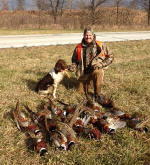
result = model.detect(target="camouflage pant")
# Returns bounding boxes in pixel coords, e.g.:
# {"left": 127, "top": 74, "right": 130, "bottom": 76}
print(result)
{"left": 77, "top": 69, "right": 104, "bottom": 96}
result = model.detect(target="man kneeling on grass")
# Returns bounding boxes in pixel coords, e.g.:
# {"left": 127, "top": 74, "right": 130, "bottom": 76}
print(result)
{"left": 68, "top": 27, "right": 114, "bottom": 100}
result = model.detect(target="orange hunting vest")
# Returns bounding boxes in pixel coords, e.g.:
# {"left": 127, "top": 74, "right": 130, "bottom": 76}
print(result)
{"left": 77, "top": 41, "right": 105, "bottom": 61}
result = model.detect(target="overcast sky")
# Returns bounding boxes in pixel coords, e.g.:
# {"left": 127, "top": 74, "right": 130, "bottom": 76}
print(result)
{"left": 0, "top": 0, "right": 132, "bottom": 10}
{"left": 0, "top": 0, "right": 36, "bottom": 10}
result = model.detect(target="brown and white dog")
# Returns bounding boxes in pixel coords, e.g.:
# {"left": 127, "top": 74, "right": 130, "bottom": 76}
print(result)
{"left": 35, "top": 59, "right": 69, "bottom": 98}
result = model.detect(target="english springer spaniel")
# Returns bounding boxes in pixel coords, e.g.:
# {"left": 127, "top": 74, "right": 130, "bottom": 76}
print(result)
{"left": 35, "top": 59, "right": 69, "bottom": 98}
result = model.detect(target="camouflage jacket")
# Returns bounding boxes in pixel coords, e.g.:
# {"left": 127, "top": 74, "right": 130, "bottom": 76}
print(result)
{"left": 69, "top": 38, "right": 114, "bottom": 78}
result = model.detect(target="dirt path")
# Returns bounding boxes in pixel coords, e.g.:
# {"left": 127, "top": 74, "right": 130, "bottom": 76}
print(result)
{"left": 0, "top": 31, "right": 150, "bottom": 48}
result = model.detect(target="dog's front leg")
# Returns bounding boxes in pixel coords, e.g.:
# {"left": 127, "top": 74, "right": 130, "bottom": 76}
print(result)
{"left": 52, "top": 84, "right": 57, "bottom": 98}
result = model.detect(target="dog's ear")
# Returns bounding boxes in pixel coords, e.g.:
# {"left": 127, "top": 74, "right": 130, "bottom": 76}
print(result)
{"left": 54, "top": 59, "right": 67, "bottom": 73}
{"left": 55, "top": 62, "right": 61, "bottom": 73}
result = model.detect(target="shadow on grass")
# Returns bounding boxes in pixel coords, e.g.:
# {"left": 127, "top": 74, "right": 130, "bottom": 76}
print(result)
{"left": 23, "top": 79, "right": 37, "bottom": 91}
{"left": 61, "top": 77, "right": 78, "bottom": 90}
{"left": 24, "top": 71, "right": 79, "bottom": 95}
{"left": 24, "top": 133, "right": 35, "bottom": 153}
{"left": 24, "top": 70, "right": 47, "bottom": 91}
{"left": 25, "top": 70, "right": 47, "bottom": 77}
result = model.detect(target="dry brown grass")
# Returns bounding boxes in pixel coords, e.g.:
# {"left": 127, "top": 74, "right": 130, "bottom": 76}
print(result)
{"left": 0, "top": 7, "right": 149, "bottom": 32}
{"left": 0, "top": 40, "right": 150, "bottom": 165}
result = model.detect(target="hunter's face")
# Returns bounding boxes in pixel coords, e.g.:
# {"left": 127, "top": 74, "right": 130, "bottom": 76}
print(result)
{"left": 84, "top": 31, "right": 94, "bottom": 44}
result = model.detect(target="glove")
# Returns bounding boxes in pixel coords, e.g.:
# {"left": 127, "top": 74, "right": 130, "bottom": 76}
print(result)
{"left": 67, "top": 63, "right": 76, "bottom": 72}
{"left": 92, "top": 63, "right": 103, "bottom": 70}
{"left": 102, "top": 53, "right": 114, "bottom": 67}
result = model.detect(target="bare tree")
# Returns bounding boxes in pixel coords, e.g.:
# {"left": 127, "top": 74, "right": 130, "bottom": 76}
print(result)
{"left": 142, "top": 0, "right": 150, "bottom": 26}
{"left": 60, "top": 0, "right": 65, "bottom": 16}
{"left": 49, "top": 0, "right": 65, "bottom": 23}
{"left": 17, "top": 0, "right": 24, "bottom": 10}
{"left": 36, "top": 0, "right": 49, "bottom": 10}
{"left": 129, "top": 0, "right": 138, "bottom": 9}
{"left": 35, "top": 0, "right": 50, "bottom": 29}
{"left": 88, "top": 0, "right": 107, "bottom": 25}
{"left": 148, "top": 0, "right": 150, "bottom": 25}
{"left": 114, "top": 0, "right": 123, "bottom": 25}
{"left": 0, "top": 0, "right": 8, "bottom": 10}
{"left": 65, "top": 0, "right": 74, "bottom": 10}
{"left": 131, "top": 0, "right": 150, "bottom": 26}
{"left": 77, "top": 0, "right": 89, "bottom": 9}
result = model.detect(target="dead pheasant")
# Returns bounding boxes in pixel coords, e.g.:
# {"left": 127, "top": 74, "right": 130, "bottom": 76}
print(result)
{"left": 48, "top": 100, "right": 84, "bottom": 150}
{"left": 88, "top": 128, "right": 101, "bottom": 140}
{"left": 79, "top": 104, "right": 104, "bottom": 125}
{"left": 94, "top": 94, "right": 115, "bottom": 108}
{"left": 38, "top": 100, "right": 52, "bottom": 120}
{"left": 68, "top": 100, "right": 103, "bottom": 136}
{"left": 110, "top": 108, "right": 130, "bottom": 120}
{"left": 72, "top": 118, "right": 84, "bottom": 135}
{"left": 86, "top": 100, "right": 101, "bottom": 112}
{"left": 106, "top": 116, "right": 126, "bottom": 130}
{"left": 127, "top": 118, "right": 149, "bottom": 133}
{"left": 13, "top": 101, "right": 40, "bottom": 136}
{"left": 45, "top": 119, "right": 57, "bottom": 132}
{"left": 34, "top": 137, "right": 47, "bottom": 156}
{"left": 57, "top": 121, "right": 78, "bottom": 150}
{"left": 44, "top": 99, "right": 67, "bottom": 121}
{"left": 24, "top": 103, "right": 52, "bottom": 133}
{"left": 50, "top": 130, "right": 68, "bottom": 150}
{"left": 94, "top": 114, "right": 126, "bottom": 134}
{"left": 94, "top": 118, "right": 111, "bottom": 133}
{"left": 57, "top": 100, "right": 76, "bottom": 115}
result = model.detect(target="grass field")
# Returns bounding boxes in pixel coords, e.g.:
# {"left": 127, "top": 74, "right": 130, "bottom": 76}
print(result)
{"left": 0, "top": 29, "right": 83, "bottom": 35}
{"left": 0, "top": 40, "right": 150, "bottom": 165}
{"left": 0, "top": 28, "right": 149, "bottom": 35}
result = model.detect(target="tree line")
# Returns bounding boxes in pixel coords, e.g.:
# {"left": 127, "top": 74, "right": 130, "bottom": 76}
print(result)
{"left": 0, "top": 0, "right": 150, "bottom": 29}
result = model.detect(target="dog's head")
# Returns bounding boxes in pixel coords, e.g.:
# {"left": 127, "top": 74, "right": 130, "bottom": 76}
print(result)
{"left": 54, "top": 59, "right": 67, "bottom": 73}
